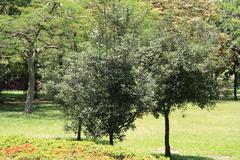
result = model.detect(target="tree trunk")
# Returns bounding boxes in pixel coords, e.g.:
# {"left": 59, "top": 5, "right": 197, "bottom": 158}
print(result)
{"left": 164, "top": 111, "right": 171, "bottom": 158}
{"left": 77, "top": 119, "right": 82, "bottom": 141}
{"left": 25, "top": 53, "right": 35, "bottom": 113}
{"left": 0, "top": 91, "right": 3, "bottom": 104}
{"left": 109, "top": 132, "right": 114, "bottom": 145}
{"left": 233, "top": 52, "right": 238, "bottom": 101}
{"left": 233, "top": 65, "right": 238, "bottom": 100}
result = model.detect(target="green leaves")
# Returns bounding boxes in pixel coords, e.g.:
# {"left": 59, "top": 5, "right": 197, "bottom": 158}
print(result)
{"left": 0, "top": 0, "right": 31, "bottom": 16}
{"left": 139, "top": 13, "right": 219, "bottom": 116}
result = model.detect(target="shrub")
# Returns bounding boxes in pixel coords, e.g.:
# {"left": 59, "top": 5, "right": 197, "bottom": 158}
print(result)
{"left": 0, "top": 136, "right": 164, "bottom": 160}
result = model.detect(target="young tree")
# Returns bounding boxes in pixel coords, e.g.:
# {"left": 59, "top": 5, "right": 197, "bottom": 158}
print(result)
{"left": 86, "top": 45, "right": 151, "bottom": 145}
{"left": 139, "top": 16, "right": 219, "bottom": 158}
{"left": 40, "top": 1, "right": 93, "bottom": 139}
{"left": 80, "top": 0, "right": 151, "bottom": 145}
{"left": 55, "top": 52, "right": 94, "bottom": 141}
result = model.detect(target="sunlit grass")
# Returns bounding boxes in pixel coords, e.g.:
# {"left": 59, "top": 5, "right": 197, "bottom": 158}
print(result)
{"left": 120, "top": 101, "right": 240, "bottom": 160}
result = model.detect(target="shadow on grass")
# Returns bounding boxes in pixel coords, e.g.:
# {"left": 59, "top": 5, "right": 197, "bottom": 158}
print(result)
{"left": 1, "top": 92, "right": 26, "bottom": 101}
{"left": 1, "top": 91, "right": 48, "bottom": 102}
{"left": 91, "top": 139, "right": 110, "bottom": 145}
{"left": 66, "top": 137, "right": 110, "bottom": 145}
{"left": 0, "top": 103, "right": 63, "bottom": 119}
{"left": 0, "top": 103, "right": 24, "bottom": 112}
{"left": 152, "top": 153, "right": 214, "bottom": 160}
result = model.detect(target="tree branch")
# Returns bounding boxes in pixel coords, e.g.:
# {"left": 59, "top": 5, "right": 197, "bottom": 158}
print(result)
{"left": 36, "top": 44, "right": 59, "bottom": 53}
{"left": 11, "top": 32, "right": 32, "bottom": 44}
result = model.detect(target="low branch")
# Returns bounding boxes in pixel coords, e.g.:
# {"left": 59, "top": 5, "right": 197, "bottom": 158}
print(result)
{"left": 11, "top": 32, "right": 32, "bottom": 44}
{"left": 36, "top": 44, "right": 59, "bottom": 53}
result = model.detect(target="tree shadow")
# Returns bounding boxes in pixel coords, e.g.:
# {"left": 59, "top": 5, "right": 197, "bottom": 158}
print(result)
{"left": 0, "top": 103, "right": 24, "bottom": 112}
{"left": 91, "top": 139, "right": 110, "bottom": 145}
{"left": 81, "top": 138, "right": 110, "bottom": 145}
{"left": 63, "top": 137, "right": 110, "bottom": 145}
{"left": 1, "top": 91, "right": 48, "bottom": 102}
{"left": 0, "top": 103, "right": 62, "bottom": 119}
{"left": 1, "top": 92, "right": 26, "bottom": 101}
{"left": 152, "top": 153, "right": 214, "bottom": 160}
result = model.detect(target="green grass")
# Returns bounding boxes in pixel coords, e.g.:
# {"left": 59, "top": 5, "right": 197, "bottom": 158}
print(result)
{"left": 120, "top": 102, "right": 240, "bottom": 160}
{"left": 0, "top": 93, "right": 239, "bottom": 160}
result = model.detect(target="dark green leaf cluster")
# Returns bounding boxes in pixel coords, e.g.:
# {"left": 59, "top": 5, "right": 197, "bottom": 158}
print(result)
{"left": 84, "top": 50, "right": 149, "bottom": 143}
{"left": 0, "top": 0, "right": 31, "bottom": 16}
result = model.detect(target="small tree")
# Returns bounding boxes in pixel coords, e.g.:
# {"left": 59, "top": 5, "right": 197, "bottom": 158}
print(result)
{"left": 40, "top": 1, "right": 94, "bottom": 139}
{"left": 82, "top": 0, "right": 150, "bottom": 145}
{"left": 85, "top": 47, "right": 150, "bottom": 145}
{"left": 140, "top": 16, "right": 219, "bottom": 158}
{"left": 54, "top": 52, "right": 94, "bottom": 141}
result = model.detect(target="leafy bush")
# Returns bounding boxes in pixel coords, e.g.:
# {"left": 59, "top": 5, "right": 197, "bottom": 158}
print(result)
{"left": 0, "top": 136, "right": 166, "bottom": 160}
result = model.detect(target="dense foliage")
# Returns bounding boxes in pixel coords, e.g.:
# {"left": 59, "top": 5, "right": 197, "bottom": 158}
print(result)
{"left": 215, "top": 0, "right": 240, "bottom": 100}
{"left": 0, "top": 0, "right": 31, "bottom": 16}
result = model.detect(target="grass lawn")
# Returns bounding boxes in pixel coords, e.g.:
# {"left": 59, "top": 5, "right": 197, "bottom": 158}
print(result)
{"left": 0, "top": 92, "right": 239, "bottom": 160}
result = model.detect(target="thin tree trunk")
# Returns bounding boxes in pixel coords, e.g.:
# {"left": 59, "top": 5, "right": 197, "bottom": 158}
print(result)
{"left": 0, "top": 91, "right": 3, "bottom": 104}
{"left": 234, "top": 65, "right": 238, "bottom": 100}
{"left": 164, "top": 111, "right": 171, "bottom": 158}
{"left": 25, "top": 53, "right": 35, "bottom": 113}
{"left": 77, "top": 119, "right": 82, "bottom": 141}
{"left": 109, "top": 132, "right": 114, "bottom": 145}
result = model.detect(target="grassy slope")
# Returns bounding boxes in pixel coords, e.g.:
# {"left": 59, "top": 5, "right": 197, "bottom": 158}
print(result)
{"left": 0, "top": 92, "right": 239, "bottom": 160}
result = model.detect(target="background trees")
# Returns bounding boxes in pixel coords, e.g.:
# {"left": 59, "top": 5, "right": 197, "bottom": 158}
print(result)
{"left": 1, "top": 1, "right": 85, "bottom": 113}
{"left": 216, "top": 0, "right": 240, "bottom": 100}
{"left": 1, "top": 1, "right": 57, "bottom": 112}
{"left": 0, "top": 0, "right": 30, "bottom": 103}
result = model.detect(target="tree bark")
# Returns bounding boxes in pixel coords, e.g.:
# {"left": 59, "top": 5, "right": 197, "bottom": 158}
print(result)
{"left": 25, "top": 52, "right": 35, "bottom": 113}
{"left": 77, "top": 119, "right": 82, "bottom": 141}
{"left": 109, "top": 132, "right": 114, "bottom": 145}
{"left": 164, "top": 111, "right": 171, "bottom": 158}
{"left": 233, "top": 65, "right": 238, "bottom": 100}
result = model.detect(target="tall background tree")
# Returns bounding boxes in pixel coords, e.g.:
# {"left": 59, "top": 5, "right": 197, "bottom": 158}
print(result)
{"left": 0, "top": 1, "right": 29, "bottom": 103}
{"left": 216, "top": 0, "right": 240, "bottom": 100}
{"left": 1, "top": 1, "right": 72, "bottom": 113}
